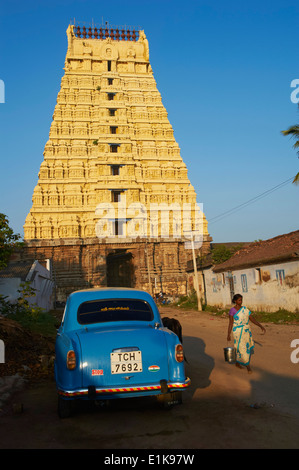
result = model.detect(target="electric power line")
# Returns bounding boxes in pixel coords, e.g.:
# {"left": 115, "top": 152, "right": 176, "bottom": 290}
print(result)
{"left": 209, "top": 176, "right": 295, "bottom": 225}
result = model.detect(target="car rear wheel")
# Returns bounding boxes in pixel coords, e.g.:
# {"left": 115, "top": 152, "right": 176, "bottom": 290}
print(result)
{"left": 58, "top": 396, "right": 72, "bottom": 419}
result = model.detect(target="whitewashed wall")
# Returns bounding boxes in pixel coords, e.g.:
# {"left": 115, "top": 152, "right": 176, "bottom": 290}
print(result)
{"left": 203, "top": 260, "right": 299, "bottom": 312}
{"left": 0, "top": 261, "right": 54, "bottom": 311}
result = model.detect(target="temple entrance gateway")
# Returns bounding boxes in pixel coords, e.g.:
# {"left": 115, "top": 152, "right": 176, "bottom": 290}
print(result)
{"left": 106, "top": 251, "right": 134, "bottom": 288}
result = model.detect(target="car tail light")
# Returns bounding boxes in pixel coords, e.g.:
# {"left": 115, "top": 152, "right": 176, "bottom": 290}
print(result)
{"left": 67, "top": 350, "right": 76, "bottom": 370}
{"left": 175, "top": 344, "right": 184, "bottom": 363}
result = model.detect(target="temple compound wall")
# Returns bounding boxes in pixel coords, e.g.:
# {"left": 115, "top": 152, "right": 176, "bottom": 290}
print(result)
{"left": 23, "top": 23, "right": 211, "bottom": 302}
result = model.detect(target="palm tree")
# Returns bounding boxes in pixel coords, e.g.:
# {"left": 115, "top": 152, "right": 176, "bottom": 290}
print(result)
{"left": 281, "top": 104, "right": 299, "bottom": 184}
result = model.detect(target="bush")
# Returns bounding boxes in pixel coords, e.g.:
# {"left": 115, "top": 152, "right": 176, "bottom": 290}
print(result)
{"left": 0, "top": 283, "right": 58, "bottom": 337}
{"left": 175, "top": 290, "right": 198, "bottom": 309}
{"left": 0, "top": 282, "right": 44, "bottom": 319}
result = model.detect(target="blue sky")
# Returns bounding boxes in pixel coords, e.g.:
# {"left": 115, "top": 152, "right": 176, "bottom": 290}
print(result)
{"left": 0, "top": 0, "right": 298, "bottom": 243}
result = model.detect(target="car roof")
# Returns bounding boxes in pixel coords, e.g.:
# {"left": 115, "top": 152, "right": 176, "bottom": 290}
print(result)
{"left": 72, "top": 287, "right": 143, "bottom": 293}
{"left": 69, "top": 287, "right": 151, "bottom": 297}
{"left": 68, "top": 288, "right": 155, "bottom": 307}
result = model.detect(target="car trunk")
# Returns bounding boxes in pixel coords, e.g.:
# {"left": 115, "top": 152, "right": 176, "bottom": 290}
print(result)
{"left": 76, "top": 324, "right": 170, "bottom": 388}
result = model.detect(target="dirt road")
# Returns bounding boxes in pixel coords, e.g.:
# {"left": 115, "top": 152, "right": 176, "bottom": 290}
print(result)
{"left": 1, "top": 306, "right": 299, "bottom": 449}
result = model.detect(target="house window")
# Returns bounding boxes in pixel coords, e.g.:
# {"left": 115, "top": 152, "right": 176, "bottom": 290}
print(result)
{"left": 111, "top": 190, "right": 122, "bottom": 202}
{"left": 276, "top": 269, "right": 285, "bottom": 285}
{"left": 110, "top": 126, "right": 117, "bottom": 134}
{"left": 241, "top": 274, "right": 248, "bottom": 293}
{"left": 109, "top": 109, "right": 116, "bottom": 116}
{"left": 108, "top": 78, "right": 113, "bottom": 85}
{"left": 255, "top": 268, "right": 262, "bottom": 283}
{"left": 111, "top": 165, "right": 120, "bottom": 176}
{"left": 107, "top": 60, "right": 111, "bottom": 72}
{"left": 108, "top": 93, "right": 114, "bottom": 101}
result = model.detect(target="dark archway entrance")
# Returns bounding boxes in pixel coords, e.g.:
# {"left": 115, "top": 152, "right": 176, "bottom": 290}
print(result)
{"left": 106, "top": 250, "right": 134, "bottom": 287}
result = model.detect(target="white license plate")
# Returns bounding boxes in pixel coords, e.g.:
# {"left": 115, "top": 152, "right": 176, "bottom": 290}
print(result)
{"left": 111, "top": 351, "right": 142, "bottom": 374}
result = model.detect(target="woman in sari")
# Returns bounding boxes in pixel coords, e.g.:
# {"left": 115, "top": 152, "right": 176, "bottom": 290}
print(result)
{"left": 227, "top": 294, "right": 266, "bottom": 373}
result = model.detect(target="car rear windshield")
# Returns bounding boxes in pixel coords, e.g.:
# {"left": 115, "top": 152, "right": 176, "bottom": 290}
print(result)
{"left": 77, "top": 299, "right": 154, "bottom": 325}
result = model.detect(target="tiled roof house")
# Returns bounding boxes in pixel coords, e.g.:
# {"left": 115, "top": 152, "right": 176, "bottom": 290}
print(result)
{"left": 207, "top": 230, "right": 299, "bottom": 312}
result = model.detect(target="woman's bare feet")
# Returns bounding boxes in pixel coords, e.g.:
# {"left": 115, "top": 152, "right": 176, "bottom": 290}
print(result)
{"left": 236, "top": 362, "right": 243, "bottom": 369}
{"left": 247, "top": 366, "right": 253, "bottom": 374}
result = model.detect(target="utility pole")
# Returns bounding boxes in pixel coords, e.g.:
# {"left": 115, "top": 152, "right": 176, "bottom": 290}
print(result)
{"left": 159, "top": 265, "right": 163, "bottom": 294}
{"left": 145, "top": 241, "right": 152, "bottom": 296}
{"left": 190, "top": 234, "right": 202, "bottom": 311}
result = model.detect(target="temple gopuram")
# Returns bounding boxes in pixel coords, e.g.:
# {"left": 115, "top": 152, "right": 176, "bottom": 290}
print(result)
{"left": 23, "top": 23, "right": 211, "bottom": 302}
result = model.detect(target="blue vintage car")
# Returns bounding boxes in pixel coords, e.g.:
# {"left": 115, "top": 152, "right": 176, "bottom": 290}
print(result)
{"left": 54, "top": 288, "right": 190, "bottom": 418}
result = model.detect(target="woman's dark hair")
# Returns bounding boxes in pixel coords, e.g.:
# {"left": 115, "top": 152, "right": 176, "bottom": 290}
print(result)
{"left": 232, "top": 294, "right": 242, "bottom": 303}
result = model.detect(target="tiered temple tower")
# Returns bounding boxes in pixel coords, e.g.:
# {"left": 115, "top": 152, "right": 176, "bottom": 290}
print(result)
{"left": 23, "top": 23, "right": 211, "bottom": 301}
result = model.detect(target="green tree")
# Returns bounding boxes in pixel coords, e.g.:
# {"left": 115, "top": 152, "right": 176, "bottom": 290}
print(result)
{"left": 211, "top": 245, "right": 234, "bottom": 264}
{"left": 211, "top": 243, "right": 244, "bottom": 265}
{"left": 0, "top": 213, "right": 22, "bottom": 269}
{"left": 281, "top": 104, "right": 299, "bottom": 185}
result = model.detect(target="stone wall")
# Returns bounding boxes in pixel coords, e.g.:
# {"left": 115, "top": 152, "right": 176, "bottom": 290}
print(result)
{"left": 16, "top": 237, "right": 211, "bottom": 303}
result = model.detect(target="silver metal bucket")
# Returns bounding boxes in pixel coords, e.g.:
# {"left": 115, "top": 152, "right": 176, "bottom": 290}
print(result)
{"left": 224, "top": 346, "right": 236, "bottom": 364}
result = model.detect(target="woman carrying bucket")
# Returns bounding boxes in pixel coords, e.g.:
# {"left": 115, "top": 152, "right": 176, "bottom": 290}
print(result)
{"left": 227, "top": 294, "right": 266, "bottom": 373}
